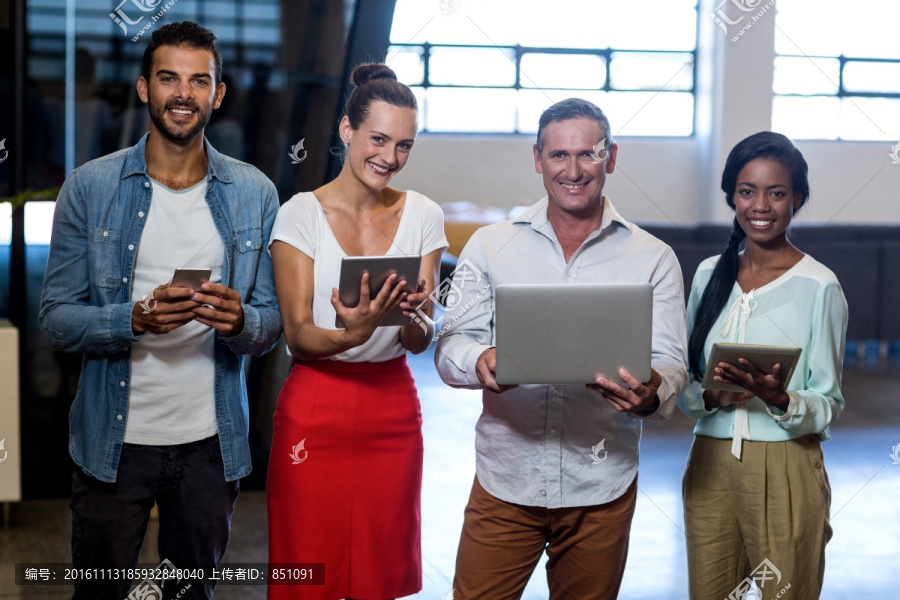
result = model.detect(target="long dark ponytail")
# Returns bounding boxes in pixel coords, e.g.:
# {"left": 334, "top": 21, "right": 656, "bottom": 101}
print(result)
{"left": 687, "top": 132, "right": 809, "bottom": 380}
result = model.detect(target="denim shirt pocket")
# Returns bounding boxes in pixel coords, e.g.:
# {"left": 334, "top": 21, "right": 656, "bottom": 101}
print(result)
{"left": 87, "top": 225, "right": 123, "bottom": 291}
{"left": 230, "top": 227, "right": 263, "bottom": 297}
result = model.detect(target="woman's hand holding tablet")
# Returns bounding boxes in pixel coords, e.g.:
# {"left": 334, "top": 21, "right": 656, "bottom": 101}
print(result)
{"left": 701, "top": 343, "right": 801, "bottom": 411}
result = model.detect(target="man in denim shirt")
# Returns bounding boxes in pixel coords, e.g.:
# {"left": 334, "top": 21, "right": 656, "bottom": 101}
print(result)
{"left": 39, "top": 22, "right": 281, "bottom": 599}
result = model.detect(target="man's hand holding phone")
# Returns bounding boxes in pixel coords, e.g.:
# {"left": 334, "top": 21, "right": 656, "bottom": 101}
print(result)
{"left": 132, "top": 282, "right": 201, "bottom": 335}
{"left": 189, "top": 282, "right": 245, "bottom": 336}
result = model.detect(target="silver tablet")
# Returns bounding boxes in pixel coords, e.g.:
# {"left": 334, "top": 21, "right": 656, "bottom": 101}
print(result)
{"left": 335, "top": 255, "right": 422, "bottom": 328}
{"left": 494, "top": 283, "right": 653, "bottom": 385}
{"left": 701, "top": 343, "right": 802, "bottom": 393}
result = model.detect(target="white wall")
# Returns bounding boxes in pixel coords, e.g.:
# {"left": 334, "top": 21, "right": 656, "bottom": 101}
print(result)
{"left": 392, "top": 1, "right": 900, "bottom": 226}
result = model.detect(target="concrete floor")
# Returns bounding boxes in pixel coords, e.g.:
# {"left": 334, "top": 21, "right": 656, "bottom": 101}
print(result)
{"left": 1, "top": 348, "right": 899, "bottom": 599}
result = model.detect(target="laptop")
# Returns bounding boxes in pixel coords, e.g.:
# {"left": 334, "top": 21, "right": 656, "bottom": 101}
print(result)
{"left": 494, "top": 283, "right": 653, "bottom": 385}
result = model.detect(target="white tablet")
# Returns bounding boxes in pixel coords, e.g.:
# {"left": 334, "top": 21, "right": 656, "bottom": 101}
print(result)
{"left": 335, "top": 255, "right": 422, "bottom": 328}
{"left": 701, "top": 343, "right": 802, "bottom": 393}
{"left": 494, "top": 283, "right": 653, "bottom": 385}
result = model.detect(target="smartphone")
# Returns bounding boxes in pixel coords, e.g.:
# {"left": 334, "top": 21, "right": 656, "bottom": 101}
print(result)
{"left": 171, "top": 268, "right": 212, "bottom": 290}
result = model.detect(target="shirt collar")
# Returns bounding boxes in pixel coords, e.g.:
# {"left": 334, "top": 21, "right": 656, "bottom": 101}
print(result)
{"left": 121, "top": 133, "right": 233, "bottom": 184}
{"left": 513, "top": 196, "right": 632, "bottom": 238}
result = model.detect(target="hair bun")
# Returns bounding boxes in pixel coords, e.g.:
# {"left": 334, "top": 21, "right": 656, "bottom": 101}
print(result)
{"left": 350, "top": 63, "right": 397, "bottom": 87}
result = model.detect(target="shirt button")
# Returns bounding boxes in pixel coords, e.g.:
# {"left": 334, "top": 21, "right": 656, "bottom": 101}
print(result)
{"left": 102, "top": 231, "right": 109, "bottom": 237}
{"left": 540, "top": 490, "right": 546, "bottom": 496}
{"left": 119, "top": 381, "right": 126, "bottom": 387}
{"left": 117, "top": 415, "right": 123, "bottom": 420}
{"left": 550, "top": 429, "right": 557, "bottom": 435}
{"left": 122, "top": 277, "right": 128, "bottom": 283}
{"left": 128, "top": 244, "right": 134, "bottom": 251}
{"left": 246, "top": 240, "right": 251, "bottom": 247}
{"left": 552, "top": 388, "right": 560, "bottom": 396}
{"left": 813, "top": 460, "right": 822, "bottom": 468}
{"left": 144, "top": 182, "right": 150, "bottom": 188}
{"left": 138, "top": 211, "right": 145, "bottom": 217}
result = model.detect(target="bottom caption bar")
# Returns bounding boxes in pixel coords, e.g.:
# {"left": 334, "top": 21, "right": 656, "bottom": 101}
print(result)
{"left": 15, "top": 563, "right": 326, "bottom": 585}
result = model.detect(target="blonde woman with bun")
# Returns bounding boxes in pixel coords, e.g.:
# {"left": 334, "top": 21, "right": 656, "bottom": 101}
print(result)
{"left": 266, "top": 64, "right": 447, "bottom": 600}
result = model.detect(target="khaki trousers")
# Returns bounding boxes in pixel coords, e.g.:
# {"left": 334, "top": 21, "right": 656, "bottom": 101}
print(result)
{"left": 453, "top": 476, "right": 638, "bottom": 600}
{"left": 683, "top": 435, "right": 832, "bottom": 600}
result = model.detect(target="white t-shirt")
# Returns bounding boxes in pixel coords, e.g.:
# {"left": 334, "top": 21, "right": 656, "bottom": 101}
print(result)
{"left": 269, "top": 190, "right": 448, "bottom": 362}
{"left": 125, "top": 177, "right": 223, "bottom": 445}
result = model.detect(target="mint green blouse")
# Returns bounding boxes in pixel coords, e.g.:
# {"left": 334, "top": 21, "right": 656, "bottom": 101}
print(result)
{"left": 677, "top": 254, "right": 848, "bottom": 444}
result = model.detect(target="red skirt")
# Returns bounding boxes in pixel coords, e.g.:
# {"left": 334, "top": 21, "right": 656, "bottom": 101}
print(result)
{"left": 266, "top": 355, "right": 423, "bottom": 600}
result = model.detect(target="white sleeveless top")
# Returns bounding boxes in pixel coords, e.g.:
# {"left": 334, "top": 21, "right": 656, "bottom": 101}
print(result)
{"left": 269, "top": 190, "right": 448, "bottom": 362}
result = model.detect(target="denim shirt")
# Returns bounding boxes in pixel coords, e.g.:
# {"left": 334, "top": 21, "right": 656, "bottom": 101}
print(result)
{"left": 39, "top": 134, "right": 283, "bottom": 483}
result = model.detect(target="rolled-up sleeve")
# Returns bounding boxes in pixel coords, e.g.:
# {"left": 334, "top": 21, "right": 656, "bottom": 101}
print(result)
{"left": 434, "top": 230, "right": 495, "bottom": 390}
{"left": 645, "top": 247, "right": 689, "bottom": 420}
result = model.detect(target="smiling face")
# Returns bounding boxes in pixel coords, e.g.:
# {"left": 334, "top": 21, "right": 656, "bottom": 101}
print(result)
{"left": 137, "top": 44, "right": 225, "bottom": 144}
{"left": 339, "top": 100, "right": 418, "bottom": 191}
{"left": 533, "top": 117, "right": 618, "bottom": 220}
{"left": 733, "top": 156, "right": 803, "bottom": 248}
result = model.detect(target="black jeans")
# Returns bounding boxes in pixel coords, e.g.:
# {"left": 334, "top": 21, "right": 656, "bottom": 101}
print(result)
{"left": 70, "top": 435, "right": 239, "bottom": 600}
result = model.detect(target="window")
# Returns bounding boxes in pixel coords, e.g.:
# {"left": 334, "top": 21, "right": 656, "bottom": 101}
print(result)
{"left": 388, "top": 0, "right": 698, "bottom": 136}
{"left": 772, "top": 0, "right": 900, "bottom": 140}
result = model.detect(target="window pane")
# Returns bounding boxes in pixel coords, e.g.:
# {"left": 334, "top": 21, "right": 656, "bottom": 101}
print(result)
{"left": 0, "top": 204, "right": 10, "bottom": 246}
{"left": 25, "top": 201, "right": 56, "bottom": 246}
{"left": 391, "top": 0, "right": 697, "bottom": 135}
{"left": 773, "top": 56, "right": 839, "bottom": 95}
{"left": 610, "top": 52, "right": 693, "bottom": 91}
{"left": 520, "top": 54, "right": 606, "bottom": 90}
{"left": 773, "top": 0, "right": 848, "bottom": 57}
{"left": 843, "top": 61, "right": 900, "bottom": 95}
{"left": 772, "top": 96, "right": 841, "bottom": 140}
{"left": 429, "top": 47, "right": 516, "bottom": 87}
{"left": 516, "top": 90, "right": 607, "bottom": 134}
{"left": 603, "top": 2, "right": 697, "bottom": 51}
{"left": 207, "top": 1, "right": 237, "bottom": 19}
{"left": 391, "top": 0, "right": 500, "bottom": 45}
{"left": 837, "top": 97, "right": 900, "bottom": 141}
{"left": 387, "top": 45, "right": 425, "bottom": 86}
{"left": 514, "top": 1, "right": 607, "bottom": 48}
{"left": 775, "top": 0, "right": 900, "bottom": 59}
{"left": 409, "top": 86, "right": 426, "bottom": 132}
{"left": 424, "top": 88, "right": 517, "bottom": 132}
{"left": 605, "top": 92, "right": 694, "bottom": 137}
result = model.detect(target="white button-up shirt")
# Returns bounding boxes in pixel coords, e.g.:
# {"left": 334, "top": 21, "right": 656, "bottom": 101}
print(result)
{"left": 435, "top": 196, "right": 689, "bottom": 508}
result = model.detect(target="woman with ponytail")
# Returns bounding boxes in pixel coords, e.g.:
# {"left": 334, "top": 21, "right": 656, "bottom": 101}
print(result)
{"left": 266, "top": 63, "right": 447, "bottom": 600}
{"left": 678, "top": 132, "right": 847, "bottom": 599}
